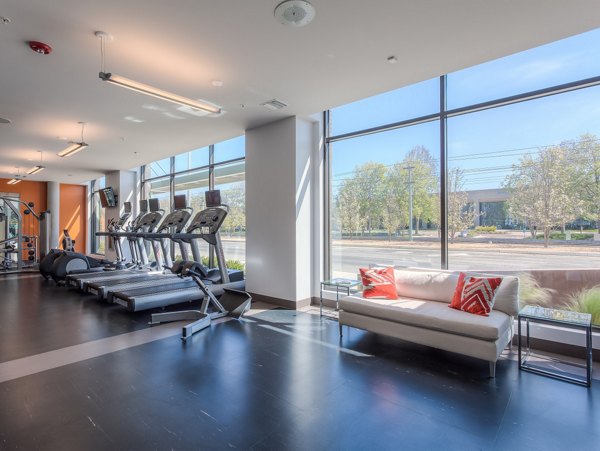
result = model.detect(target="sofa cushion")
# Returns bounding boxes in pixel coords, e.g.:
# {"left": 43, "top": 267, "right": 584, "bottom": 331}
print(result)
{"left": 360, "top": 267, "right": 398, "bottom": 299}
{"left": 394, "top": 270, "right": 458, "bottom": 303}
{"left": 339, "top": 295, "right": 512, "bottom": 341}
{"left": 449, "top": 274, "right": 503, "bottom": 316}
{"left": 489, "top": 275, "right": 519, "bottom": 317}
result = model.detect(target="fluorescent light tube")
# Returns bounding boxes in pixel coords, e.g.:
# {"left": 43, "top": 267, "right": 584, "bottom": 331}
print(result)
{"left": 7, "top": 179, "right": 21, "bottom": 185}
{"left": 26, "top": 165, "right": 45, "bottom": 175}
{"left": 99, "top": 72, "right": 221, "bottom": 114}
{"left": 58, "top": 142, "right": 88, "bottom": 157}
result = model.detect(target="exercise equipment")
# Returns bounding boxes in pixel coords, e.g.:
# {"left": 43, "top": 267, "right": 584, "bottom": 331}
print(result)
{"left": 47, "top": 202, "right": 133, "bottom": 283}
{"left": 150, "top": 260, "right": 251, "bottom": 339}
{"left": 65, "top": 199, "right": 164, "bottom": 290}
{"left": 85, "top": 195, "right": 192, "bottom": 300}
{"left": 110, "top": 190, "right": 245, "bottom": 312}
{"left": 1, "top": 196, "right": 50, "bottom": 272}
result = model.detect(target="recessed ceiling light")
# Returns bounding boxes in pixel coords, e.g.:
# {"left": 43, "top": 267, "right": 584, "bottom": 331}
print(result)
{"left": 211, "top": 80, "right": 223, "bottom": 87}
{"left": 387, "top": 56, "right": 398, "bottom": 64}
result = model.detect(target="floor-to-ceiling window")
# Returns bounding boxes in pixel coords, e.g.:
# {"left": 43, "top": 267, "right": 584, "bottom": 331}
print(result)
{"left": 141, "top": 136, "right": 246, "bottom": 267}
{"left": 326, "top": 28, "right": 600, "bottom": 325}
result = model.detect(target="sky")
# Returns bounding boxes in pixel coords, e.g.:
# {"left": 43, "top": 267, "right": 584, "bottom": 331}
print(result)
{"left": 330, "top": 27, "right": 600, "bottom": 193}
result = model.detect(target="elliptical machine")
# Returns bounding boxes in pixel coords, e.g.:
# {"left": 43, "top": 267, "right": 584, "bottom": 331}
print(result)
{"left": 44, "top": 202, "right": 132, "bottom": 283}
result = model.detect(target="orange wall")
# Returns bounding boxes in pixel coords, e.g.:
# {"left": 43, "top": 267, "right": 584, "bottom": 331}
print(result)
{"left": 0, "top": 178, "right": 48, "bottom": 238}
{"left": 59, "top": 184, "right": 87, "bottom": 254}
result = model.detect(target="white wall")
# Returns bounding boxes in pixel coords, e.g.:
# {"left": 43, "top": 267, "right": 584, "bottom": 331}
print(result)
{"left": 245, "top": 115, "right": 323, "bottom": 304}
{"left": 104, "top": 170, "right": 137, "bottom": 261}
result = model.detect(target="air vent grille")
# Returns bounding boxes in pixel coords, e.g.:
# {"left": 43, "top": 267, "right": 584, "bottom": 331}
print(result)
{"left": 261, "top": 99, "right": 288, "bottom": 110}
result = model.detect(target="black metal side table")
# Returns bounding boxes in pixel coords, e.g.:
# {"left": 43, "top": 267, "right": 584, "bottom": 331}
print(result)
{"left": 320, "top": 279, "right": 361, "bottom": 317}
{"left": 518, "top": 305, "right": 593, "bottom": 387}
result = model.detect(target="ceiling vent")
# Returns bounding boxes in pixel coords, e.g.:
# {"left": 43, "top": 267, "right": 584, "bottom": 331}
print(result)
{"left": 261, "top": 99, "right": 288, "bottom": 110}
{"left": 274, "top": 1, "right": 316, "bottom": 27}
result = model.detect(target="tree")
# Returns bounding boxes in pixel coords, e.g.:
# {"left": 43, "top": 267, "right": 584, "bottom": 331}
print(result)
{"left": 353, "top": 162, "right": 387, "bottom": 235}
{"left": 382, "top": 163, "right": 409, "bottom": 240}
{"left": 570, "top": 134, "right": 600, "bottom": 232}
{"left": 221, "top": 183, "right": 245, "bottom": 235}
{"left": 337, "top": 177, "right": 361, "bottom": 238}
{"left": 504, "top": 145, "right": 582, "bottom": 247}
{"left": 404, "top": 146, "right": 439, "bottom": 233}
{"left": 447, "top": 168, "right": 478, "bottom": 242}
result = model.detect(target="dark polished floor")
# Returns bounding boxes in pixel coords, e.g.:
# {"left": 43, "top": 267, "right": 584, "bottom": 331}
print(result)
{"left": 0, "top": 274, "right": 598, "bottom": 450}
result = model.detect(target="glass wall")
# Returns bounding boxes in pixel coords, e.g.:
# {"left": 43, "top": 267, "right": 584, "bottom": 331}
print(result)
{"left": 141, "top": 136, "right": 246, "bottom": 267}
{"left": 327, "top": 28, "right": 600, "bottom": 325}
{"left": 330, "top": 122, "right": 441, "bottom": 278}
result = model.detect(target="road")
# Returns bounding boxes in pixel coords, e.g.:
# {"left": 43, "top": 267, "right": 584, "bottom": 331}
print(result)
{"left": 221, "top": 239, "right": 600, "bottom": 276}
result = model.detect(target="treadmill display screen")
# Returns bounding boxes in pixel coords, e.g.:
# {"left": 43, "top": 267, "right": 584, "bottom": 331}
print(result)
{"left": 205, "top": 190, "right": 221, "bottom": 207}
{"left": 148, "top": 198, "right": 160, "bottom": 212}
{"left": 174, "top": 194, "right": 187, "bottom": 210}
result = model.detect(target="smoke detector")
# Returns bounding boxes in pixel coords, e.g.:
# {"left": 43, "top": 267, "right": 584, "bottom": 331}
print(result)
{"left": 274, "top": 0, "right": 316, "bottom": 27}
{"left": 29, "top": 41, "right": 52, "bottom": 54}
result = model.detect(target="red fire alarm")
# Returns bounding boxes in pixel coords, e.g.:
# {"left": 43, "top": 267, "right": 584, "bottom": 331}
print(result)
{"left": 28, "top": 41, "right": 52, "bottom": 54}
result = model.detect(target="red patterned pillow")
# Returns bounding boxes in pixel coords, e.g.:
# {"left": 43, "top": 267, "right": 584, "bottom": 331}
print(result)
{"left": 449, "top": 274, "right": 502, "bottom": 316}
{"left": 359, "top": 267, "right": 398, "bottom": 300}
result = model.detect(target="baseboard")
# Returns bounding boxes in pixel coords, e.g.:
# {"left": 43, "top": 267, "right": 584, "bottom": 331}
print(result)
{"left": 249, "top": 292, "right": 312, "bottom": 310}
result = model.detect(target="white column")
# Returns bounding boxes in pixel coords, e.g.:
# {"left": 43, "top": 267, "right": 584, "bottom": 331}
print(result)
{"left": 245, "top": 116, "right": 322, "bottom": 305}
{"left": 47, "top": 181, "right": 60, "bottom": 248}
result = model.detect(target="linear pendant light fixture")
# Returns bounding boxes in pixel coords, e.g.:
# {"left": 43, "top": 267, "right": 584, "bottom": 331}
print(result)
{"left": 26, "top": 150, "right": 45, "bottom": 175}
{"left": 7, "top": 167, "right": 22, "bottom": 184}
{"left": 58, "top": 122, "right": 88, "bottom": 157}
{"left": 95, "top": 31, "right": 221, "bottom": 114}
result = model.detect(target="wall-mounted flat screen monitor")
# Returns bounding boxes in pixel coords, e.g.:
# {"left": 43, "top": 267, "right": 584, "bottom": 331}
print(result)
{"left": 148, "top": 198, "right": 160, "bottom": 212}
{"left": 99, "top": 187, "right": 117, "bottom": 208}
{"left": 205, "top": 190, "right": 221, "bottom": 207}
{"left": 173, "top": 194, "right": 187, "bottom": 210}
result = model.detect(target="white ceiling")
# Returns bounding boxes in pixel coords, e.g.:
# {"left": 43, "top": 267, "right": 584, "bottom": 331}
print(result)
{"left": 1, "top": 0, "right": 600, "bottom": 184}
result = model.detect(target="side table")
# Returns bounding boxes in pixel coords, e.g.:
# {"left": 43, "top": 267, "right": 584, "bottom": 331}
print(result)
{"left": 320, "top": 279, "right": 361, "bottom": 317}
{"left": 518, "top": 305, "right": 593, "bottom": 387}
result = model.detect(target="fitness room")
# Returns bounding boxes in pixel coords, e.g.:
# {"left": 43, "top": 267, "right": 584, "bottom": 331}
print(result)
{"left": 1, "top": 1, "right": 600, "bottom": 449}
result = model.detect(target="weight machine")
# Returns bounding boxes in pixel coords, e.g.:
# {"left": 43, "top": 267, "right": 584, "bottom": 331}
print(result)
{"left": 0, "top": 196, "right": 50, "bottom": 271}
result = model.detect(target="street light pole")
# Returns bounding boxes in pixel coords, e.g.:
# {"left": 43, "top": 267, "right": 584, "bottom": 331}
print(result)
{"left": 405, "top": 165, "right": 414, "bottom": 241}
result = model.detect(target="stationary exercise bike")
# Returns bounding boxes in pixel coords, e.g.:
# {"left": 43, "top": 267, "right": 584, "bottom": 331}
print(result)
{"left": 150, "top": 260, "right": 251, "bottom": 339}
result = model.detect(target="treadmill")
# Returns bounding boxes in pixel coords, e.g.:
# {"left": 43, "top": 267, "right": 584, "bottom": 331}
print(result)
{"left": 110, "top": 190, "right": 245, "bottom": 312}
{"left": 85, "top": 194, "right": 192, "bottom": 300}
{"left": 66, "top": 199, "right": 163, "bottom": 290}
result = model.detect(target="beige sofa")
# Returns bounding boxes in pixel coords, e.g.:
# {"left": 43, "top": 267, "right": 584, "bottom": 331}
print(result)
{"left": 338, "top": 269, "right": 519, "bottom": 377}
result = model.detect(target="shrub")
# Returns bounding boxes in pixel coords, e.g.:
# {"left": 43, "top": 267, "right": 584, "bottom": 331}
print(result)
{"left": 518, "top": 272, "right": 555, "bottom": 308}
{"left": 200, "top": 256, "right": 245, "bottom": 271}
{"left": 567, "top": 286, "right": 600, "bottom": 325}
{"left": 535, "top": 232, "right": 593, "bottom": 240}
{"left": 475, "top": 226, "right": 497, "bottom": 233}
